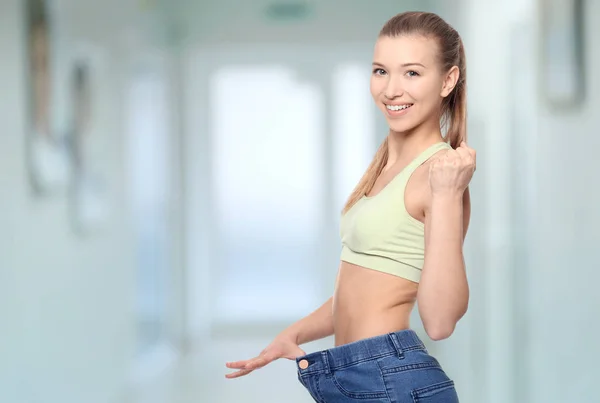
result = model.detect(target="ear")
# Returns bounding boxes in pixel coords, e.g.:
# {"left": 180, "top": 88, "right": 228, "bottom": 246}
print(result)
{"left": 440, "top": 66, "right": 460, "bottom": 98}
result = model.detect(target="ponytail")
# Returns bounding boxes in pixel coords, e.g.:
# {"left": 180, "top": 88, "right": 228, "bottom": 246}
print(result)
{"left": 443, "top": 38, "right": 467, "bottom": 149}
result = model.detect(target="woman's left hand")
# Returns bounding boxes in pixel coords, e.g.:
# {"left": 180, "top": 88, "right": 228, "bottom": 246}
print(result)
{"left": 429, "top": 141, "right": 476, "bottom": 196}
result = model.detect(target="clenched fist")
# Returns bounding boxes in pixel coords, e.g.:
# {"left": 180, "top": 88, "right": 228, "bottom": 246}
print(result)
{"left": 429, "top": 141, "right": 476, "bottom": 195}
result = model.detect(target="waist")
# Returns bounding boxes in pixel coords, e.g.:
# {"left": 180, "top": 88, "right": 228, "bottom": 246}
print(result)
{"left": 332, "top": 303, "right": 414, "bottom": 346}
{"left": 296, "top": 329, "right": 426, "bottom": 375}
{"left": 333, "top": 260, "right": 417, "bottom": 345}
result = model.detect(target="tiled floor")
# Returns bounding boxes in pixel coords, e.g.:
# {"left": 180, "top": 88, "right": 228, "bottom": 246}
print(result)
{"left": 127, "top": 336, "right": 333, "bottom": 403}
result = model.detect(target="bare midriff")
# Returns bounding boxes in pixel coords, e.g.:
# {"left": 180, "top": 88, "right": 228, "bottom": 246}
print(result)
{"left": 332, "top": 260, "right": 419, "bottom": 346}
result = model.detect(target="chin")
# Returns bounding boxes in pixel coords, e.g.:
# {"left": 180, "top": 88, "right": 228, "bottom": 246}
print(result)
{"left": 386, "top": 119, "right": 418, "bottom": 134}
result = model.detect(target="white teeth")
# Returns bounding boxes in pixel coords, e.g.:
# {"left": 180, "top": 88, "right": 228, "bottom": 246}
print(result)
{"left": 386, "top": 104, "right": 412, "bottom": 111}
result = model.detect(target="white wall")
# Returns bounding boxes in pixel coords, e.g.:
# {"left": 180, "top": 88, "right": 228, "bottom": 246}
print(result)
{"left": 0, "top": 0, "right": 138, "bottom": 402}
{"left": 529, "top": 1, "right": 600, "bottom": 402}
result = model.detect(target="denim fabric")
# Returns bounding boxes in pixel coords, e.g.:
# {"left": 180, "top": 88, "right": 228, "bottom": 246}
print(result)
{"left": 296, "top": 329, "right": 459, "bottom": 403}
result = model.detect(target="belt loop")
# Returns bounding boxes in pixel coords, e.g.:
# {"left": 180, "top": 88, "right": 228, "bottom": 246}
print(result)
{"left": 322, "top": 351, "right": 331, "bottom": 375}
{"left": 388, "top": 332, "right": 405, "bottom": 359}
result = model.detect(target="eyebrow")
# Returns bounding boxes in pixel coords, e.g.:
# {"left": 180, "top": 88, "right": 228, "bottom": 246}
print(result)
{"left": 372, "top": 62, "right": 426, "bottom": 68}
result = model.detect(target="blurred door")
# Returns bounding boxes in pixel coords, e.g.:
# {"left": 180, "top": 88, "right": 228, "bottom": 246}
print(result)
{"left": 209, "top": 58, "right": 327, "bottom": 323}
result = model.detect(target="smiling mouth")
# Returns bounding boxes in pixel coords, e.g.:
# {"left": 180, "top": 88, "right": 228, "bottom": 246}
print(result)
{"left": 385, "top": 104, "right": 413, "bottom": 111}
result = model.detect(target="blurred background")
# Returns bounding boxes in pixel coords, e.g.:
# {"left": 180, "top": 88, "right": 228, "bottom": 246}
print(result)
{"left": 0, "top": 0, "right": 597, "bottom": 402}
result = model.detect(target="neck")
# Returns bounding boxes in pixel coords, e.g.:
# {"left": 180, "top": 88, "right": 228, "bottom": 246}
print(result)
{"left": 386, "top": 119, "right": 444, "bottom": 165}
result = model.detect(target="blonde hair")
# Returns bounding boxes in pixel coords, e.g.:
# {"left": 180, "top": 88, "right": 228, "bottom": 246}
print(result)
{"left": 342, "top": 11, "right": 467, "bottom": 214}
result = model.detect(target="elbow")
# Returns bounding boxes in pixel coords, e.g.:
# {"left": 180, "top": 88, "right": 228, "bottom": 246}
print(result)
{"left": 418, "top": 291, "right": 469, "bottom": 341}
{"left": 422, "top": 311, "right": 466, "bottom": 341}
{"left": 424, "top": 322, "right": 455, "bottom": 341}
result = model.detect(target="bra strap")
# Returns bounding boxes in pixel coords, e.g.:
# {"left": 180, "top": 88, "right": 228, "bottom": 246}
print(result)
{"left": 402, "top": 142, "right": 452, "bottom": 177}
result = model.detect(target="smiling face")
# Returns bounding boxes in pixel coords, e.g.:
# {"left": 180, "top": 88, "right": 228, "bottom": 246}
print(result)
{"left": 370, "top": 34, "right": 456, "bottom": 134}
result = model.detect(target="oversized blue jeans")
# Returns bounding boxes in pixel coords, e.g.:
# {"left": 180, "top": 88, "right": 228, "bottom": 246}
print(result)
{"left": 296, "top": 329, "right": 459, "bottom": 402}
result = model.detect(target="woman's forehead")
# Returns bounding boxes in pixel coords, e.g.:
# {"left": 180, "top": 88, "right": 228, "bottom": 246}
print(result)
{"left": 373, "top": 35, "right": 440, "bottom": 68}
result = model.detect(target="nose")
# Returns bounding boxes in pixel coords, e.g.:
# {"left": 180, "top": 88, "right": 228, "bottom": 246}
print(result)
{"left": 384, "top": 76, "right": 404, "bottom": 99}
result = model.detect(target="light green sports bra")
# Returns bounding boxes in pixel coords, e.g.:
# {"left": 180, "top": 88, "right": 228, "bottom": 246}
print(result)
{"left": 339, "top": 141, "right": 452, "bottom": 283}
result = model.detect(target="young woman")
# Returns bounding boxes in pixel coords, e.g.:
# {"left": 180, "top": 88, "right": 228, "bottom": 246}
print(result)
{"left": 226, "top": 11, "right": 475, "bottom": 402}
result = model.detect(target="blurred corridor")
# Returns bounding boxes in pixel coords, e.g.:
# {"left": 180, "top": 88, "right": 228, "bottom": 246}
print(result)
{"left": 1, "top": 0, "right": 598, "bottom": 402}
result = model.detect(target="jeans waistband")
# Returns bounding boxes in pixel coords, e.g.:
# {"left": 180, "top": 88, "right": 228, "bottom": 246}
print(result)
{"left": 296, "top": 329, "right": 426, "bottom": 376}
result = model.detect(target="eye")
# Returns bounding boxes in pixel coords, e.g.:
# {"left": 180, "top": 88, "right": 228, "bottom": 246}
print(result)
{"left": 372, "top": 68, "right": 387, "bottom": 76}
{"left": 406, "top": 70, "right": 420, "bottom": 77}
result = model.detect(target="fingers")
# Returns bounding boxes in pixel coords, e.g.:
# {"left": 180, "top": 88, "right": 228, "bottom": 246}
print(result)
{"left": 225, "top": 358, "right": 256, "bottom": 379}
{"left": 455, "top": 148, "right": 474, "bottom": 167}
{"left": 453, "top": 141, "right": 476, "bottom": 168}
{"left": 225, "top": 356, "right": 268, "bottom": 371}
{"left": 225, "top": 343, "right": 307, "bottom": 380}
{"left": 458, "top": 141, "right": 476, "bottom": 158}
{"left": 430, "top": 142, "right": 476, "bottom": 178}
{"left": 244, "top": 353, "right": 274, "bottom": 370}
{"left": 225, "top": 360, "right": 251, "bottom": 370}
{"left": 225, "top": 352, "right": 275, "bottom": 380}
{"left": 225, "top": 368, "right": 253, "bottom": 379}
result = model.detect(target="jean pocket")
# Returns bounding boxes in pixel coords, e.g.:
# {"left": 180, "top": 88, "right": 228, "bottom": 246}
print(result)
{"left": 330, "top": 361, "right": 389, "bottom": 400}
{"left": 411, "top": 379, "right": 459, "bottom": 403}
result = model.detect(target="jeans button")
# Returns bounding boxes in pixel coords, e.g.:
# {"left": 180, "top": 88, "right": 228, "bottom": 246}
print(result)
{"left": 298, "top": 359, "right": 309, "bottom": 369}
